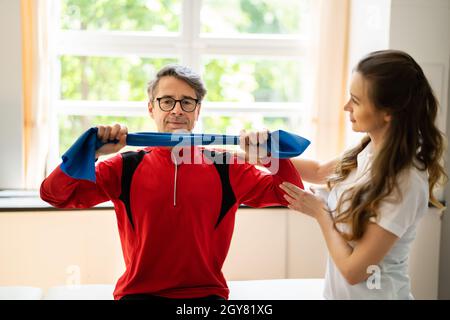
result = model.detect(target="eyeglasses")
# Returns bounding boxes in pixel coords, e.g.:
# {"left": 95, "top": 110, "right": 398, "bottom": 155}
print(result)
{"left": 155, "top": 97, "right": 199, "bottom": 113}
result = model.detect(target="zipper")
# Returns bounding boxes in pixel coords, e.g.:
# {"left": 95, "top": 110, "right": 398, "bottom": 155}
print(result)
{"left": 172, "top": 154, "right": 178, "bottom": 207}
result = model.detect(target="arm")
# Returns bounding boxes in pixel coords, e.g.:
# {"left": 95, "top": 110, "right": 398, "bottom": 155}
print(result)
{"left": 233, "top": 129, "right": 302, "bottom": 207}
{"left": 236, "top": 129, "right": 337, "bottom": 185}
{"left": 40, "top": 124, "right": 126, "bottom": 209}
{"left": 290, "top": 158, "right": 338, "bottom": 185}
{"left": 280, "top": 183, "right": 397, "bottom": 284}
{"left": 230, "top": 158, "right": 303, "bottom": 208}
{"left": 40, "top": 156, "right": 122, "bottom": 209}
{"left": 280, "top": 170, "right": 426, "bottom": 285}
{"left": 315, "top": 211, "right": 398, "bottom": 285}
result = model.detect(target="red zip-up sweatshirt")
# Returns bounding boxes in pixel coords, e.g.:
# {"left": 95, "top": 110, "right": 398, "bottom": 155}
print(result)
{"left": 40, "top": 146, "right": 303, "bottom": 300}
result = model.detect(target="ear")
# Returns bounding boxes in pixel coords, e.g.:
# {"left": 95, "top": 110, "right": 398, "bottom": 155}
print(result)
{"left": 383, "top": 111, "right": 392, "bottom": 123}
{"left": 148, "top": 101, "right": 155, "bottom": 119}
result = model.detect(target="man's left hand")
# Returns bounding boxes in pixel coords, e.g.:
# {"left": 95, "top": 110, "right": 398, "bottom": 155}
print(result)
{"left": 239, "top": 129, "right": 271, "bottom": 165}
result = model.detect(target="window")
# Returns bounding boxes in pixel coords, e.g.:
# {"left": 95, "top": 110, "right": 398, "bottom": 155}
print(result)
{"left": 50, "top": 0, "right": 315, "bottom": 168}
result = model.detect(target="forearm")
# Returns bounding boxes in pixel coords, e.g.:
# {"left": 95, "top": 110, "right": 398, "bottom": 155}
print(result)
{"left": 40, "top": 166, "right": 80, "bottom": 207}
{"left": 315, "top": 210, "right": 361, "bottom": 284}
{"left": 291, "top": 158, "right": 337, "bottom": 184}
{"left": 40, "top": 165, "right": 108, "bottom": 209}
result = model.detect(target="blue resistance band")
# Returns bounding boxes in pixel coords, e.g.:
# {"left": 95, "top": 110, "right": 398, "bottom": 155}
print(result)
{"left": 60, "top": 127, "right": 311, "bottom": 182}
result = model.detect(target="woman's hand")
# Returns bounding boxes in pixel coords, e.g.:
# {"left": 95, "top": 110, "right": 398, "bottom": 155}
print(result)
{"left": 280, "top": 182, "right": 330, "bottom": 220}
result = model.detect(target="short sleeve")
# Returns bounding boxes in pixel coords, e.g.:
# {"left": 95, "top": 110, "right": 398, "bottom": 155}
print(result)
{"left": 370, "top": 169, "right": 429, "bottom": 238}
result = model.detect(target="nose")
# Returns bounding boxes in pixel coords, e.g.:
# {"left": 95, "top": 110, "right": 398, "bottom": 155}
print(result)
{"left": 171, "top": 100, "right": 185, "bottom": 115}
{"left": 344, "top": 100, "right": 352, "bottom": 112}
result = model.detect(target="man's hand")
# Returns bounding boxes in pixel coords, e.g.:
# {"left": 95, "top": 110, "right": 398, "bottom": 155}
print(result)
{"left": 95, "top": 124, "right": 128, "bottom": 158}
{"left": 239, "top": 129, "right": 271, "bottom": 165}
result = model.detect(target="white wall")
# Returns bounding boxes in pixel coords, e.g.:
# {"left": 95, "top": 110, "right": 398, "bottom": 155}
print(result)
{"left": 387, "top": 0, "right": 450, "bottom": 300}
{"left": 440, "top": 57, "right": 450, "bottom": 299}
{"left": 0, "top": 0, "right": 24, "bottom": 189}
{"left": 389, "top": 0, "right": 449, "bottom": 133}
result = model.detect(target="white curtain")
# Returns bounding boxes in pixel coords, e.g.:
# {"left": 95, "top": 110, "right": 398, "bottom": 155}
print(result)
{"left": 22, "top": 0, "right": 55, "bottom": 189}
{"left": 307, "top": 0, "right": 351, "bottom": 161}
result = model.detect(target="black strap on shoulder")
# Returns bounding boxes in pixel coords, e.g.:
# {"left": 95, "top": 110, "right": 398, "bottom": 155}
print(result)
{"left": 203, "top": 150, "right": 237, "bottom": 229}
{"left": 119, "top": 150, "right": 150, "bottom": 230}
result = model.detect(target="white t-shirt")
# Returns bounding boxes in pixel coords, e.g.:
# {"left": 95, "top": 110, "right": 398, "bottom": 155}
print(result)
{"left": 322, "top": 142, "right": 429, "bottom": 300}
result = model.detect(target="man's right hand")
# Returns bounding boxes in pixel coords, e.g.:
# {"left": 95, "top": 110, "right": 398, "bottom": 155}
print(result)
{"left": 95, "top": 124, "right": 128, "bottom": 158}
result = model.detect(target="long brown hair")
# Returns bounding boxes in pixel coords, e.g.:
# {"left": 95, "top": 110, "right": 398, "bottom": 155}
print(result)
{"left": 328, "top": 50, "right": 447, "bottom": 241}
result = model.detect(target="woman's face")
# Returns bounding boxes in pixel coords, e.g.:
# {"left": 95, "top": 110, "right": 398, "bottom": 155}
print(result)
{"left": 344, "top": 72, "right": 391, "bottom": 136}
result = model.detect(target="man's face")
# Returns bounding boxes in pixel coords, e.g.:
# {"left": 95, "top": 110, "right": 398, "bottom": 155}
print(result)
{"left": 148, "top": 76, "right": 201, "bottom": 133}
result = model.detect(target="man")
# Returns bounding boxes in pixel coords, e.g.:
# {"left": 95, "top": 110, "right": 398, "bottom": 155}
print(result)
{"left": 40, "top": 65, "right": 303, "bottom": 300}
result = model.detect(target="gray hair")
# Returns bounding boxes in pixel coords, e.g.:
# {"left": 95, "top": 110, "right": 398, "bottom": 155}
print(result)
{"left": 147, "top": 64, "right": 207, "bottom": 102}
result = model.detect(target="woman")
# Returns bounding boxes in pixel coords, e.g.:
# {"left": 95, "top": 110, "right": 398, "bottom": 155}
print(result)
{"left": 280, "top": 50, "right": 447, "bottom": 299}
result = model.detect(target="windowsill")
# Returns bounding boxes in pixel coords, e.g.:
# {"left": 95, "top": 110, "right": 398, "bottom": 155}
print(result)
{"left": 0, "top": 189, "right": 110, "bottom": 212}
{"left": 3, "top": 191, "right": 443, "bottom": 213}
{"left": 0, "top": 190, "right": 284, "bottom": 212}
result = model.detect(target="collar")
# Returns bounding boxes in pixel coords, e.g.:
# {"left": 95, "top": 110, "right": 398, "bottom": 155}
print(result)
{"left": 151, "top": 146, "right": 204, "bottom": 165}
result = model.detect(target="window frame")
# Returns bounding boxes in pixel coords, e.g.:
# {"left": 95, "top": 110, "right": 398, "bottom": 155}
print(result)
{"left": 49, "top": 0, "right": 314, "bottom": 169}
